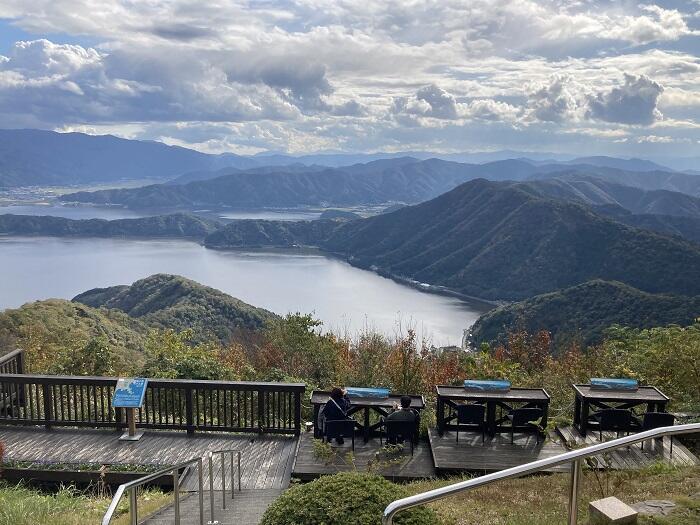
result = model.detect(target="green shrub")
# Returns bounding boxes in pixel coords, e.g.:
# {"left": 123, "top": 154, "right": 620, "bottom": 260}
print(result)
{"left": 261, "top": 472, "right": 438, "bottom": 525}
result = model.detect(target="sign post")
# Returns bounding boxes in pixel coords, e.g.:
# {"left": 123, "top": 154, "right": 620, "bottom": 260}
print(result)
{"left": 113, "top": 378, "right": 148, "bottom": 441}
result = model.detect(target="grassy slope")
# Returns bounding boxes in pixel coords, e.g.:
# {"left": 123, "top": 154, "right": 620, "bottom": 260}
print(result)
{"left": 408, "top": 465, "right": 700, "bottom": 525}
{"left": 0, "top": 484, "right": 169, "bottom": 525}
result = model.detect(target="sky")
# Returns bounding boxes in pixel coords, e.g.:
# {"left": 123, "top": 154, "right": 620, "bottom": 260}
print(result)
{"left": 1, "top": 1, "right": 699, "bottom": 158}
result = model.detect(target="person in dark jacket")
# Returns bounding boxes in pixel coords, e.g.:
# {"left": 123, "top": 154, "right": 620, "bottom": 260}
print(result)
{"left": 385, "top": 395, "right": 420, "bottom": 444}
{"left": 322, "top": 387, "right": 352, "bottom": 444}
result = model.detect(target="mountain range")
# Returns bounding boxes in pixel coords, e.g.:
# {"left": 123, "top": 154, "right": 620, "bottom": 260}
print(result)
{"left": 58, "top": 156, "right": 700, "bottom": 211}
{"left": 2, "top": 129, "right": 697, "bottom": 192}
{"left": 205, "top": 178, "right": 700, "bottom": 301}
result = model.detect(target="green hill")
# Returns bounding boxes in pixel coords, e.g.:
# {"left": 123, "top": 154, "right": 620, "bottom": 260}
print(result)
{"left": 73, "top": 274, "right": 277, "bottom": 344}
{"left": 470, "top": 280, "right": 700, "bottom": 347}
{"left": 0, "top": 299, "right": 148, "bottom": 372}
{"left": 0, "top": 213, "right": 220, "bottom": 239}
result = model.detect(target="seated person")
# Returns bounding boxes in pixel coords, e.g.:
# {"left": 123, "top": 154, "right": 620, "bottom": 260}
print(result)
{"left": 322, "top": 387, "right": 352, "bottom": 444}
{"left": 385, "top": 395, "right": 420, "bottom": 444}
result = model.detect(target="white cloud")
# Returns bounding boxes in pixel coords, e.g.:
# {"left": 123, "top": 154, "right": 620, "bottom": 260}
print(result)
{"left": 0, "top": 1, "right": 697, "bottom": 156}
{"left": 587, "top": 74, "right": 664, "bottom": 125}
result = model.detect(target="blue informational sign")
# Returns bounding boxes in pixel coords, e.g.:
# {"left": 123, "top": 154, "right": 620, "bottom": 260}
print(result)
{"left": 112, "top": 378, "right": 148, "bottom": 408}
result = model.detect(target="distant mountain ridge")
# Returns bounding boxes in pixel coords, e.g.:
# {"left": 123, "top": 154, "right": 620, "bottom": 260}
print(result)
{"left": 60, "top": 157, "right": 547, "bottom": 208}
{"left": 0, "top": 129, "right": 259, "bottom": 187}
{"left": 516, "top": 176, "right": 700, "bottom": 218}
{"left": 470, "top": 280, "right": 700, "bottom": 347}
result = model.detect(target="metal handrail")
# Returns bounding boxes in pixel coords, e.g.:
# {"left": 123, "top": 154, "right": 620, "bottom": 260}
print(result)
{"left": 207, "top": 449, "right": 243, "bottom": 520}
{"left": 383, "top": 423, "right": 700, "bottom": 525}
{"left": 101, "top": 448, "right": 243, "bottom": 525}
{"left": 101, "top": 456, "right": 205, "bottom": 525}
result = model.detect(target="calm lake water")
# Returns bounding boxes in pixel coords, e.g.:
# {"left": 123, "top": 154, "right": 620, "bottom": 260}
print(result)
{"left": 0, "top": 237, "right": 489, "bottom": 346}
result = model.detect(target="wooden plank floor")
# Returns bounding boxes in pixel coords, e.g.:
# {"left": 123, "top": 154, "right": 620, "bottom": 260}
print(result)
{"left": 292, "top": 432, "right": 436, "bottom": 481}
{"left": 428, "top": 428, "right": 571, "bottom": 473}
{"left": 557, "top": 426, "right": 699, "bottom": 470}
{"left": 0, "top": 427, "right": 296, "bottom": 490}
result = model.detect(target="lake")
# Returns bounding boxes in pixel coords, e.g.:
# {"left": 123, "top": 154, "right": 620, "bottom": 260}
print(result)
{"left": 0, "top": 236, "right": 489, "bottom": 347}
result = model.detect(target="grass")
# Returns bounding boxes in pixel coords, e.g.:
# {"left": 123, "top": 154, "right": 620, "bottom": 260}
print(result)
{"left": 0, "top": 482, "right": 171, "bottom": 525}
{"left": 405, "top": 465, "right": 700, "bottom": 525}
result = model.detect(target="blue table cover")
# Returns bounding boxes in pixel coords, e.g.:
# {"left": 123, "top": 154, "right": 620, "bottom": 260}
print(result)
{"left": 345, "top": 387, "right": 390, "bottom": 399}
{"left": 463, "top": 379, "right": 511, "bottom": 392}
{"left": 590, "top": 378, "right": 639, "bottom": 391}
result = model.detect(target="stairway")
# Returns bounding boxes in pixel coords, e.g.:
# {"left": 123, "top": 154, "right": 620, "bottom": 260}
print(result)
{"left": 142, "top": 489, "right": 283, "bottom": 525}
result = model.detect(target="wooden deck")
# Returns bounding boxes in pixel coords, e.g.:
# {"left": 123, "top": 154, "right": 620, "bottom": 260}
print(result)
{"left": 556, "top": 426, "right": 699, "bottom": 470}
{"left": 0, "top": 427, "right": 296, "bottom": 490}
{"left": 428, "top": 429, "right": 571, "bottom": 473}
{"left": 291, "top": 432, "right": 436, "bottom": 481}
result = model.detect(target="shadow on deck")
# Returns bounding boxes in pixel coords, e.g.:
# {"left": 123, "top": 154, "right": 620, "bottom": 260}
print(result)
{"left": 291, "top": 432, "right": 436, "bottom": 481}
{"left": 0, "top": 426, "right": 297, "bottom": 490}
{"left": 428, "top": 428, "right": 571, "bottom": 474}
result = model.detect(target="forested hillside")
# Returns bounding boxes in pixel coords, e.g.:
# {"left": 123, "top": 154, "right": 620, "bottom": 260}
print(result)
{"left": 74, "top": 274, "right": 277, "bottom": 344}
{"left": 470, "top": 280, "right": 700, "bottom": 347}
{"left": 205, "top": 179, "right": 700, "bottom": 301}
{"left": 58, "top": 158, "right": 545, "bottom": 208}
{"left": 0, "top": 213, "right": 220, "bottom": 239}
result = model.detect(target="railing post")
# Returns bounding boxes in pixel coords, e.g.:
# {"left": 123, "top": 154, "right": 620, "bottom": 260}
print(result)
{"left": 198, "top": 457, "right": 205, "bottom": 525}
{"left": 16, "top": 349, "right": 25, "bottom": 375}
{"left": 208, "top": 453, "right": 217, "bottom": 525}
{"left": 294, "top": 390, "right": 302, "bottom": 436}
{"left": 186, "top": 386, "right": 195, "bottom": 435}
{"left": 16, "top": 351, "right": 26, "bottom": 407}
{"left": 173, "top": 468, "right": 181, "bottom": 525}
{"left": 257, "top": 390, "right": 265, "bottom": 433}
{"left": 42, "top": 383, "right": 53, "bottom": 430}
{"left": 231, "top": 452, "right": 241, "bottom": 500}
{"left": 129, "top": 487, "right": 138, "bottom": 525}
{"left": 568, "top": 459, "right": 581, "bottom": 525}
{"left": 221, "top": 453, "right": 226, "bottom": 510}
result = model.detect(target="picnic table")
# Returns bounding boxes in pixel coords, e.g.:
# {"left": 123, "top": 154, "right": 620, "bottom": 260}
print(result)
{"left": 436, "top": 385, "right": 550, "bottom": 437}
{"left": 310, "top": 390, "right": 425, "bottom": 443}
{"left": 572, "top": 384, "right": 670, "bottom": 436}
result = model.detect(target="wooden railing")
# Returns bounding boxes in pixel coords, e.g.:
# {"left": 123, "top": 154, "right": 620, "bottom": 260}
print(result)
{"left": 0, "top": 351, "right": 304, "bottom": 435}
{"left": 0, "top": 349, "right": 24, "bottom": 375}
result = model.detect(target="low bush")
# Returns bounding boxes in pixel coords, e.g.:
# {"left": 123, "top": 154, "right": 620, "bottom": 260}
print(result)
{"left": 260, "top": 472, "right": 438, "bottom": 525}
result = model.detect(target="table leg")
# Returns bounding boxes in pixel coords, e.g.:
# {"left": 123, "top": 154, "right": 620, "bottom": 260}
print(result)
{"left": 541, "top": 402, "right": 549, "bottom": 435}
{"left": 312, "top": 404, "right": 320, "bottom": 439}
{"left": 364, "top": 407, "right": 370, "bottom": 443}
{"left": 437, "top": 397, "right": 445, "bottom": 436}
{"left": 581, "top": 400, "right": 589, "bottom": 437}
{"left": 487, "top": 401, "right": 497, "bottom": 437}
{"left": 573, "top": 395, "right": 581, "bottom": 429}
